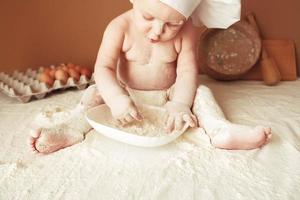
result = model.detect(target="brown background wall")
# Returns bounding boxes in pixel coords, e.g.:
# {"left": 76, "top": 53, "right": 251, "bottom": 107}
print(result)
{"left": 0, "top": 0, "right": 299, "bottom": 75}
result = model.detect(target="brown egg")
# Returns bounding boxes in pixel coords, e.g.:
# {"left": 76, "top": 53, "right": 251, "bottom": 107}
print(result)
{"left": 80, "top": 67, "right": 92, "bottom": 79}
{"left": 59, "top": 63, "right": 66, "bottom": 68}
{"left": 56, "top": 65, "right": 62, "bottom": 70}
{"left": 67, "top": 62, "right": 75, "bottom": 69}
{"left": 43, "top": 67, "right": 51, "bottom": 74}
{"left": 50, "top": 65, "right": 56, "bottom": 69}
{"left": 74, "top": 65, "right": 82, "bottom": 73}
{"left": 38, "top": 72, "right": 54, "bottom": 87}
{"left": 48, "top": 69, "right": 56, "bottom": 79}
{"left": 68, "top": 68, "right": 80, "bottom": 81}
{"left": 55, "top": 69, "right": 69, "bottom": 84}
{"left": 62, "top": 65, "right": 69, "bottom": 72}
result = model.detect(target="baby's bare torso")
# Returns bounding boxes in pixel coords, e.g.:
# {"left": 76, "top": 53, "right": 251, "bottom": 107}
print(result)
{"left": 117, "top": 12, "right": 181, "bottom": 90}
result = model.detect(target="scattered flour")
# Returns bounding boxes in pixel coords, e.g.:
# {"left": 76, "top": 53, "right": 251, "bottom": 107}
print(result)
{"left": 34, "top": 106, "right": 72, "bottom": 128}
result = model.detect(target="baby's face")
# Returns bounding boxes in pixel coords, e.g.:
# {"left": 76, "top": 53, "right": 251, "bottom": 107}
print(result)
{"left": 131, "top": 0, "right": 186, "bottom": 43}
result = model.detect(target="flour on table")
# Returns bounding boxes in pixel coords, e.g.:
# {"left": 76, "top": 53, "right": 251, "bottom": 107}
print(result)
{"left": 34, "top": 106, "right": 72, "bottom": 128}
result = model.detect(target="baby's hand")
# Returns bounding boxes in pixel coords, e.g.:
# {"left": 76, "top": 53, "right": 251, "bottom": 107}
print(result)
{"left": 109, "top": 94, "right": 143, "bottom": 125}
{"left": 165, "top": 101, "right": 198, "bottom": 133}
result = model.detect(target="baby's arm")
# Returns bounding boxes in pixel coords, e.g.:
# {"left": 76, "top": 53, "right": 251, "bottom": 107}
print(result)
{"left": 94, "top": 18, "right": 142, "bottom": 123}
{"left": 166, "top": 20, "right": 199, "bottom": 132}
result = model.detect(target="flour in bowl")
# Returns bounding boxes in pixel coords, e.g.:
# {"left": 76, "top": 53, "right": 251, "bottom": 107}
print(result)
{"left": 114, "top": 118, "right": 167, "bottom": 137}
{"left": 107, "top": 106, "right": 170, "bottom": 137}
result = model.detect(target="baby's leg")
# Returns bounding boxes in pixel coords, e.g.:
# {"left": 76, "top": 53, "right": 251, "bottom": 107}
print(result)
{"left": 192, "top": 85, "right": 272, "bottom": 150}
{"left": 28, "top": 84, "right": 103, "bottom": 154}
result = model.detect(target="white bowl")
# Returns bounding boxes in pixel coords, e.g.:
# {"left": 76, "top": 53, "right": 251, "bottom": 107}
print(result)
{"left": 85, "top": 104, "right": 189, "bottom": 147}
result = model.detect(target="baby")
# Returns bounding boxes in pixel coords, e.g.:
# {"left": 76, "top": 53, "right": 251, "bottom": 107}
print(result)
{"left": 29, "top": 0, "right": 271, "bottom": 154}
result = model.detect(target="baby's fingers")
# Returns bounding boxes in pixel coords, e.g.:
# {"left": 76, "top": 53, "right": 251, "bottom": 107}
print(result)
{"left": 183, "top": 114, "right": 197, "bottom": 128}
{"left": 130, "top": 109, "right": 143, "bottom": 121}
{"left": 124, "top": 114, "right": 135, "bottom": 123}
{"left": 165, "top": 115, "right": 175, "bottom": 133}
{"left": 116, "top": 113, "right": 134, "bottom": 126}
{"left": 191, "top": 114, "right": 199, "bottom": 127}
{"left": 117, "top": 118, "right": 127, "bottom": 126}
{"left": 174, "top": 115, "right": 184, "bottom": 131}
{"left": 119, "top": 112, "right": 142, "bottom": 126}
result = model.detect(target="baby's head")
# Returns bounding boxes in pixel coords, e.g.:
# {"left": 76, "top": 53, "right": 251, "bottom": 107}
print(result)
{"left": 129, "top": 0, "right": 242, "bottom": 42}
{"left": 130, "top": 0, "right": 186, "bottom": 43}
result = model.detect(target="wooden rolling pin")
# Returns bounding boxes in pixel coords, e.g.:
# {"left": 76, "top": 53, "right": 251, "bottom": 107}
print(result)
{"left": 246, "top": 13, "right": 282, "bottom": 86}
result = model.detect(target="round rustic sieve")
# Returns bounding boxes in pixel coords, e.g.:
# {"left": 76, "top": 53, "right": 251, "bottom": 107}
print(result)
{"left": 199, "top": 20, "right": 261, "bottom": 80}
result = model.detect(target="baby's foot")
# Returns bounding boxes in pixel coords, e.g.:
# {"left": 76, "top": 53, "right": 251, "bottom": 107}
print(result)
{"left": 209, "top": 124, "right": 272, "bottom": 150}
{"left": 28, "top": 115, "right": 91, "bottom": 154}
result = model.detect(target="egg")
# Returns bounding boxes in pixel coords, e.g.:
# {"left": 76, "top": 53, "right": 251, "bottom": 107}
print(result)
{"left": 38, "top": 72, "right": 54, "bottom": 87}
{"left": 62, "top": 65, "right": 69, "bottom": 72}
{"left": 55, "top": 69, "right": 69, "bottom": 84}
{"left": 74, "top": 65, "right": 82, "bottom": 73}
{"left": 80, "top": 67, "right": 92, "bottom": 79}
{"left": 48, "top": 69, "right": 56, "bottom": 79}
{"left": 50, "top": 65, "right": 56, "bottom": 69}
{"left": 67, "top": 62, "right": 75, "bottom": 69}
{"left": 56, "top": 65, "right": 62, "bottom": 70}
{"left": 43, "top": 67, "right": 51, "bottom": 75}
{"left": 68, "top": 68, "right": 80, "bottom": 81}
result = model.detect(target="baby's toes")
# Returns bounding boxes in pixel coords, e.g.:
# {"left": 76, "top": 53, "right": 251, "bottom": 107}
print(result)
{"left": 29, "top": 126, "right": 41, "bottom": 137}
{"left": 254, "top": 126, "right": 272, "bottom": 146}
{"left": 28, "top": 129, "right": 42, "bottom": 152}
{"left": 28, "top": 138, "right": 39, "bottom": 153}
{"left": 264, "top": 127, "right": 272, "bottom": 142}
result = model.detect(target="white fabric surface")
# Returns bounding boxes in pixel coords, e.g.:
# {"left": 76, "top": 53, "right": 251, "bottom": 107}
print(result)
{"left": 0, "top": 75, "right": 300, "bottom": 200}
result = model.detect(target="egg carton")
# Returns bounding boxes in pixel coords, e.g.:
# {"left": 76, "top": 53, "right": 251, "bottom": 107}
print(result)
{"left": 0, "top": 67, "right": 95, "bottom": 103}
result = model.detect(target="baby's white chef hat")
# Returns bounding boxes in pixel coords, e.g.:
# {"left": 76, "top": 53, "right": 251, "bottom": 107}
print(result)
{"left": 159, "top": 0, "right": 241, "bottom": 29}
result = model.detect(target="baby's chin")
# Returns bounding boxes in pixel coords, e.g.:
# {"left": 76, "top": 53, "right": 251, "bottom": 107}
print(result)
{"left": 147, "top": 37, "right": 175, "bottom": 43}
{"left": 149, "top": 38, "right": 160, "bottom": 43}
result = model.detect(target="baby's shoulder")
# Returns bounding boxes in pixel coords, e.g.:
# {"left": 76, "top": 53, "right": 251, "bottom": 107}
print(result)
{"left": 178, "top": 19, "right": 198, "bottom": 39}
{"left": 105, "top": 10, "right": 132, "bottom": 34}
{"left": 175, "top": 19, "right": 199, "bottom": 50}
